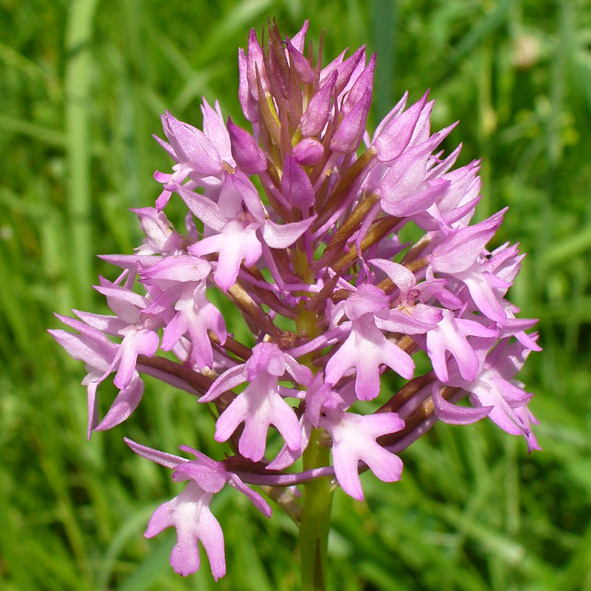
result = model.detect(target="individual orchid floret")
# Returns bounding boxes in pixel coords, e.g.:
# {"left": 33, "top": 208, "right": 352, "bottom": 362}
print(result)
{"left": 125, "top": 439, "right": 271, "bottom": 579}
{"left": 292, "top": 138, "right": 324, "bottom": 165}
{"left": 429, "top": 209, "right": 506, "bottom": 275}
{"left": 321, "top": 45, "right": 366, "bottom": 94}
{"left": 451, "top": 263, "right": 512, "bottom": 325}
{"left": 377, "top": 127, "right": 457, "bottom": 218}
{"left": 237, "top": 47, "right": 258, "bottom": 123}
{"left": 140, "top": 256, "right": 226, "bottom": 368}
{"left": 341, "top": 53, "right": 376, "bottom": 116}
{"left": 69, "top": 308, "right": 159, "bottom": 405}
{"left": 281, "top": 152, "right": 315, "bottom": 210}
{"left": 161, "top": 281, "right": 225, "bottom": 369}
{"left": 200, "top": 342, "right": 312, "bottom": 461}
{"left": 87, "top": 279, "right": 161, "bottom": 391}
{"left": 244, "top": 28, "right": 271, "bottom": 101}
{"left": 109, "top": 324, "right": 160, "bottom": 391}
{"left": 289, "top": 19, "right": 309, "bottom": 53}
{"left": 414, "top": 159, "right": 482, "bottom": 231}
{"left": 445, "top": 337, "right": 541, "bottom": 451}
{"left": 327, "top": 409, "right": 405, "bottom": 500}
{"left": 285, "top": 37, "right": 315, "bottom": 83}
{"left": 49, "top": 311, "right": 163, "bottom": 435}
{"left": 146, "top": 479, "right": 225, "bottom": 578}
{"left": 427, "top": 210, "right": 511, "bottom": 324}
{"left": 372, "top": 91, "right": 430, "bottom": 163}
{"left": 178, "top": 172, "right": 314, "bottom": 291}
{"left": 49, "top": 315, "right": 123, "bottom": 437}
{"left": 156, "top": 112, "right": 224, "bottom": 177}
{"left": 325, "top": 284, "right": 415, "bottom": 400}
{"left": 308, "top": 385, "right": 404, "bottom": 500}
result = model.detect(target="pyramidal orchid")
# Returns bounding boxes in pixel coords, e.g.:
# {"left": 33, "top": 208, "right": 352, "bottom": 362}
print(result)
{"left": 50, "top": 20, "right": 541, "bottom": 588}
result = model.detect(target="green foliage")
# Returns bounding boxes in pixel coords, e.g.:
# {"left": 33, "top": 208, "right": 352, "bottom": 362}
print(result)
{"left": 1, "top": 0, "right": 590, "bottom": 588}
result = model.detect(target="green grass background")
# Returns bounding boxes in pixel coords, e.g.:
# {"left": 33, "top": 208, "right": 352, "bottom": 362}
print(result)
{"left": 1, "top": 0, "right": 591, "bottom": 589}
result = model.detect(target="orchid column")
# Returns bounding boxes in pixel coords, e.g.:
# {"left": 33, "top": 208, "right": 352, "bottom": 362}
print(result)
{"left": 51, "top": 20, "right": 540, "bottom": 589}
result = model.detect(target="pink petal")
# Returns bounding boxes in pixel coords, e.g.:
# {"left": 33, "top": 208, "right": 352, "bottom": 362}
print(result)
{"left": 124, "top": 437, "right": 187, "bottom": 469}
{"left": 200, "top": 365, "right": 247, "bottom": 403}
{"left": 262, "top": 216, "right": 316, "bottom": 249}
{"left": 432, "top": 387, "right": 492, "bottom": 425}
{"left": 95, "top": 373, "right": 144, "bottom": 431}
{"left": 174, "top": 182, "right": 227, "bottom": 232}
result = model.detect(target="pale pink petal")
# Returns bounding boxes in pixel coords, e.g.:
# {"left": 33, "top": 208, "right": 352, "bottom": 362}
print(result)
{"left": 95, "top": 373, "right": 144, "bottom": 431}
{"left": 432, "top": 386, "right": 492, "bottom": 425}
{"left": 262, "top": 216, "right": 316, "bottom": 249}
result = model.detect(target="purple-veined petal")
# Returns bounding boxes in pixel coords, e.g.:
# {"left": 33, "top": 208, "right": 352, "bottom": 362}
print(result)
{"left": 174, "top": 182, "right": 228, "bottom": 232}
{"left": 200, "top": 364, "right": 247, "bottom": 403}
{"left": 201, "top": 98, "right": 233, "bottom": 164}
{"left": 431, "top": 210, "right": 506, "bottom": 274}
{"left": 261, "top": 216, "right": 316, "bottom": 249}
{"left": 174, "top": 461, "right": 227, "bottom": 493}
{"left": 432, "top": 386, "right": 492, "bottom": 425}
{"left": 161, "top": 112, "right": 224, "bottom": 176}
{"left": 95, "top": 373, "right": 144, "bottom": 431}
{"left": 227, "top": 474, "right": 272, "bottom": 517}
{"left": 373, "top": 91, "right": 429, "bottom": 162}
{"left": 124, "top": 437, "right": 187, "bottom": 469}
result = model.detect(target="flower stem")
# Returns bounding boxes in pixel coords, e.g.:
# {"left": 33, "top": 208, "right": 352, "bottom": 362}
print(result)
{"left": 299, "top": 428, "right": 334, "bottom": 591}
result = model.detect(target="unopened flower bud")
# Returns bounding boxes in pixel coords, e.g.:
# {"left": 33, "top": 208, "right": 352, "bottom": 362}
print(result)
{"left": 281, "top": 153, "right": 315, "bottom": 209}
{"left": 292, "top": 138, "right": 324, "bottom": 165}
{"left": 227, "top": 117, "right": 267, "bottom": 174}
{"left": 330, "top": 87, "right": 372, "bottom": 153}
{"left": 301, "top": 71, "right": 337, "bottom": 138}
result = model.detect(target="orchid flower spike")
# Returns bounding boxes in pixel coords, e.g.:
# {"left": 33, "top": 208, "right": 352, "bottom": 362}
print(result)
{"left": 52, "top": 20, "right": 540, "bottom": 580}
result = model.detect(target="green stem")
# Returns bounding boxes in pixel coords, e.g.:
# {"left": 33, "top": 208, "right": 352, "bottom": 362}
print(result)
{"left": 299, "top": 428, "right": 334, "bottom": 591}
{"left": 294, "top": 243, "right": 334, "bottom": 589}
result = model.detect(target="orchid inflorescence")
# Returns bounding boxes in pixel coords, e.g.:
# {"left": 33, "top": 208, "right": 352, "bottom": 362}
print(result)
{"left": 51, "top": 20, "right": 541, "bottom": 580}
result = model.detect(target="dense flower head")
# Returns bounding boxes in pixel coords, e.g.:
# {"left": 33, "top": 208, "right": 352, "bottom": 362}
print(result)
{"left": 51, "top": 20, "right": 541, "bottom": 579}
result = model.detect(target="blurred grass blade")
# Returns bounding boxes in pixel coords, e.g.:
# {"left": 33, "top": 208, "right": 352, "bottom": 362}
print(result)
{"left": 371, "top": 0, "right": 397, "bottom": 121}
{"left": 65, "top": 0, "right": 100, "bottom": 308}
{"left": 437, "top": 0, "right": 513, "bottom": 83}
{"left": 118, "top": 532, "right": 176, "bottom": 591}
{"left": 0, "top": 115, "right": 66, "bottom": 148}
{"left": 95, "top": 504, "right": 161, "bottom": 591}
{"left": 540, "top": 224, "right": 591, "bottom": 266}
